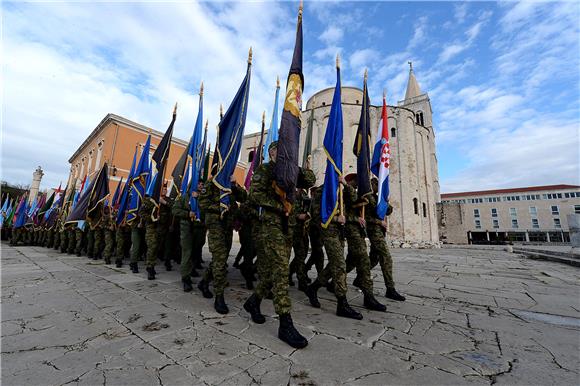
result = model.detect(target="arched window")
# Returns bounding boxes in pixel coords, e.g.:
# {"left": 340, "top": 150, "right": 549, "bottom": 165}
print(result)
{"left": 413, "top": 198, "right": 419, "bottom": 215}
{"left": 356, "top": 100, "right": 359, "bottom": 104}
{"left": 415, "top": 112, "right": 425, "bottom": 126}
{"left": 391, "top": 127, "right": 396, "bottom": 138}
{"left": 420, "top": 112, "right": 424, "bottom": 126}
{"left": 422, "top": 202, "right": 427, "bottom": 217}
{"left": 248, "top": 150, "right": 255, "bottom": 163}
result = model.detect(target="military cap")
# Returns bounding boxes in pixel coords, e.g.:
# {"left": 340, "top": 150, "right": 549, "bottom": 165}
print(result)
{"left": 268, "top": 141, "right": 278, "bottom": 151}
{"left": 344, "top": 173, "right": 357, "bottom": 183}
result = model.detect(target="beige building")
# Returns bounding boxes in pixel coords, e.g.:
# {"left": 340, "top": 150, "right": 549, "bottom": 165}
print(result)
{"left": 241, "top": 65, "right": 441, "bottom": 246}
{"left": 438, "top": 185, "right": 580, "bottom": 244}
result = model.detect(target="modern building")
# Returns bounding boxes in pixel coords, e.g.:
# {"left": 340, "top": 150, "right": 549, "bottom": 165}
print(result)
{"left": 241, "top": 64, "right": 441, "bottom": 246}
{"left": 438, "top": 185, "right": 580, "bottom": 244}
{"left": 67, "top": 113, "right": 247, "bottom": 195}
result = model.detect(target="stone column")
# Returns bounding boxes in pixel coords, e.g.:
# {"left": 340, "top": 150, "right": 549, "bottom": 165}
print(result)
{"left": 568, "top": 214, "right": 580, "bottom": 251}
{"left": 28, "top": 166, "right": 44, "bottom": 205}
{"left": 525, "top": 231, "right": 530, "bottom": 242}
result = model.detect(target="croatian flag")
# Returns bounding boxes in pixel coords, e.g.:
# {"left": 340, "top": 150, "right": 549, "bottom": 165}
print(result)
{"left": 370, "top": 94, "right": 390, "bottom": 219}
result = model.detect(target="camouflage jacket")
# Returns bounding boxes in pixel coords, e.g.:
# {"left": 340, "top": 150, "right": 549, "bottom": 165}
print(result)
{"left": 199, "top": 178, "right": 246, "bottom": 218}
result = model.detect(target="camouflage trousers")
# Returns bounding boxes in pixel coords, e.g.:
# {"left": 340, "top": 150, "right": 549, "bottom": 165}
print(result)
{"left": 60, "top": 229, "right": 68, "bottom": 253}
{"left": 88, "top": 229, "right": 104, "bottom": 258}
{"left": 115, "top": 226, "right": 131, "bottom": 260}
{"left": 192, "top": 224, "right": 206, "bottom": 267}
{"left": 202, "top": 213, "right": 233, "bottom": 297}
{"left": 367, "top": 225, "right": 395, "bottom": 289}
{"left": 289, "top": 224, "right": 309, "bottom": 287}
{"left": 46, "top": 229, "right": 55, "bottom": 248}
{"left": 344, "top": 223, "right": 374, "bottom": 294}
{"left": 130, "top": 227, "right": 145, "bottom": 264}
{"left": 254, "top": 215, "right": 293, "bottom": 315}
{"left": 67, "top": 229, "right": 76, "bottom": 254}
{"left": 179, "top": 220, "right": 193, "bottom": 279}
{"left": 317, "top": 224, "right": 347, "bottom": 298}
{"left": 75, "top": 228, "right": 84, "bottom": 255}
{"left": 103, "top": 229, "right": 115, "bottom": 260}
{"left": 144, "top": 223, "right": 159, "bottom": 268}
{"left": 306, "top": 224, "right": 325, "bottom": 274}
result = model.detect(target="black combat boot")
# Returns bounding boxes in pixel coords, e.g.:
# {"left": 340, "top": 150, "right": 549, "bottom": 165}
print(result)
{"left": 326, "top": 280, "right": 335, "bottom": 293}
{"left": 164, "top": 261, "right": 173, "bottom": 271}
{"left": 288, "top": 274, "right": 295, "bottom": 287}
{"left": 182, "top": 277, "right": 193, "bottom": 292}
{"left": 104, "top": 257, "right": 111, "bottom": 264}
{"left": 278, "top": 314, "right": 308, "bottom": 349}
{"left": 336, "top": 297, "right": 363, "bottom": 320}
{"left": 214, "top": 294, "right": 229, "bottom": 314}
{"left": 190, "top": 268, "right": 200, "bottom": 278}
{"left": 305, "top": 280, "right": 322, "bottom": 308}
{"left": 146, "top": 266, "right": 156, "bottom": 280}
{"left": 197, "top": 279, "right": 213, "bottom": 298}
{"left": 363, "top": 293, "right": 387, "bottom": 312}
{"left": 243, "top": 294, "right": 265, "bottom": 324}
{"left": 76, "top": 251, "right": 82, "bottom": 257}
{"left": 352, "top": 275, "right": 362, "bottom": 290}
{"left": 298, "top": 281, "right": 308, "bottom": 292}
{"left": 129, "top": 262, "right": 139, "bottom": 273}
{"left": 115, "top": 259, "right": 123, "bottom": 268}
{"left": 385, "top": 287, "right": 406, "bottom": 301}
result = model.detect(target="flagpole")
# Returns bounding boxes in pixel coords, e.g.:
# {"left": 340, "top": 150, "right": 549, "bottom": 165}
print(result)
{"left": 337, "top": 53, "right": 344, "bottom": 217}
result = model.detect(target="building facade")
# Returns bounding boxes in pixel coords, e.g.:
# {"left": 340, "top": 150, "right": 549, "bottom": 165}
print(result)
{"left": 67, "top": 113, "right": 247, "bottom": 196}
{"left": 241, "top": 66, "right": 441, "bottom": 246}
{"left": 438, "top": 185, "right": 580, "bottom": 244}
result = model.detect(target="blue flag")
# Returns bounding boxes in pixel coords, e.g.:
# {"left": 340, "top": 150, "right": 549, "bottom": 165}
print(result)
{"left": 321, "top": 64, "right": 343, "bottom": 228}
{"left": 263, "top": 80, "right": 280, "bottom": 163}
{"left": 116, "top": 146, "right": 138, "bottom": 224}
{"left": 126, "top": 135, "right": 151, "bottom": 224}
{"left": 212, "top": 50, "right": 252, "bottom": 215}
{"left": 188, "top": 87, "right": 205, "bottom": 219}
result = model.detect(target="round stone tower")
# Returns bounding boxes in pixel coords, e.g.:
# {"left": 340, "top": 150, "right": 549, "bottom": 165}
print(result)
{"left": 29, "top": 166, "right": 44, "bottom": 204}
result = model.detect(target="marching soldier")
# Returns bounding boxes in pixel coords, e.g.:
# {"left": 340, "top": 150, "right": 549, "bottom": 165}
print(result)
{"left": 172, "top": 188, "right": 196, "bottom": 291}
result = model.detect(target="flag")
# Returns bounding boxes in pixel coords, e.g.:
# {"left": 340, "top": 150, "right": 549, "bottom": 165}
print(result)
{"left": 263, "top": 78, "right": 280, "bottom": 162}
{"left": 67, "top": 163, "right": 110, "bottom": 223}
{"left": 116, "top": 146, "right": 138, "bottom": 223}
{"left": 13, "top": 195, "right": 28, "bottom": 228}
{"left": 212, "top": 48, "right": 252, "bottom": 215}
{"left": 180, "top": 158, "right": 191, "bottom": 195}
{"left": 126, "top": 135, "right": 151, "bottom": 224}
{"left": 149, "top": 105, "right": 176, "bottom": 216}
{"left": 302, "top": 99, "right": 315, "bottom": 168}
{"left": 198, "top": 121, "right": 208, "bottom": 182}
{"left": 244, "top": 112, "right": 266, "bottom": 190}
{"left": 273, "top": 4, "right": 303, "bottom": 212}
{"left": 188, "top": 85, "right": 205, "bottom": 219}
{"left": 111, "top": 177, "right": 123, "bottom": 208}
{"left": 6, "top": 199, "right": 18, "bottom": 227}
{"left": 37, "top": 191, "right": 55, "bottom": 222}
{"left": 352, "top": 70, "right": 372, "bottom": 203}
{"left": 201, "top": 143, "right": 211, "bottom": 183}
{"left": 321, "top": 59, "right": 343, "bottom": 228}
{"left": 209, "top": 105, "right": 224, "bottom": 177}
{"left": 371, "top": 93, "right": 391, "bottom": 219}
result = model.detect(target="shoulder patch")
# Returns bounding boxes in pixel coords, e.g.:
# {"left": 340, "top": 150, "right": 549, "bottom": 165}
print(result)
{"left": 252, "top": 174, "right": 261, "bottom": 182}
{"left": 201, "top": 188, "right": 207, "bottom": 194}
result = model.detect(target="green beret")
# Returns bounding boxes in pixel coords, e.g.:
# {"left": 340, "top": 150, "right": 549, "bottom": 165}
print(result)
{"left": 268, "top": 141, "right": 278, "bottom": 151}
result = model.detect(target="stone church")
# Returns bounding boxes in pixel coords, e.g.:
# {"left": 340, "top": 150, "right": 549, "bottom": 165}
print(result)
{"left": 241, "top": 65, "right": 440, "bottom": 246}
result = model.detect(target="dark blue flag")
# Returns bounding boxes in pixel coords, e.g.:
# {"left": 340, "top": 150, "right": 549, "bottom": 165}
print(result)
{"left": 353, "top": 70, "right": 372, "bottom": 203}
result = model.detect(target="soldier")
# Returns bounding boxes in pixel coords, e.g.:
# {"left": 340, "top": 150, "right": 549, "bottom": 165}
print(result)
{"left": 234, "top": 198, "right": 257, "bottom": 290}
{"left": 305, "top": 177, "right": 364, "bottom": 320}
{"left": 243, "top": 141, "right": 314, "bottom": 349}
{"left": 102, "top": 206, "right": 116, "bottom": 264}
{"left": 191, "top": 181, "right": 207, "bottom": 277}
{"left": 198, "top": 172, "right": 247, "bottom": 314}
{"left": 288, "top": 186, "right": 312, "bottom": 291}
{"left": 305, "top": 186, "right": 325, "bottom": 275}
{"left": 114, "top": 211, "right": 131, "bottom": 268}
{"left": 67, "top": 222, "right": 77, "bottom": 254}
{"left": 340, "top": 174, "right": 386, "bottom": 311}
{"left": 140, "top": 194, "right": 159, "bottom": 280}
{"left": 365, "top": 178, "right": 405, "bottom": 301}
{"left": 128, "top": 209, "right": 145, "bottom": 274}
{"left": 74, "top": 221, "right": 85, "bottom": 256}
{"left": 172, "top": 188, "right": 195, "bottom": 291}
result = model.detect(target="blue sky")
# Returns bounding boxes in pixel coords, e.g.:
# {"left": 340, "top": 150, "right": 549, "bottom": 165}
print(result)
{"left": 2, "top": 1, "right": 579, "bottom": 193}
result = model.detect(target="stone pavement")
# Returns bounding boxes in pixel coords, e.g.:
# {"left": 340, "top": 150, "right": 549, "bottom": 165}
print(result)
{"left": 2, "top": 243, "right": 579, "bottom": 385}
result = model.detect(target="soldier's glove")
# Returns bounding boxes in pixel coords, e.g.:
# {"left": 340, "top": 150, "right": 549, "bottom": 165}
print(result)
{"left": 386, "top": 205, "right": 393, "bottom": 216}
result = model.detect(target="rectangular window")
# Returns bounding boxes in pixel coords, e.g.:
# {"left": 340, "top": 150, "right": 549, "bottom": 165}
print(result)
{"left": 565, "top": 193, "right": 570, "bottom": 198}
{"left": 529, "top": 206, "right": 537, "bottom": 216}
{"left": 575, "top": 205, "right": 580, "bottom": 214}
{"left": 474, "top": 209, "right": 480, "bottom": 218}
{"left": 493, "top": 219, "right": 499, "bottom": 229}
{"left": 491, "top": 208, "right": 498, "bottom": 217}
{"left": 551, "top": 205, "right": 559, "bottom": 215}
{"left": 554, "top": 218, "right": 561, "bottom": 229}
{"left": 557, "top": 193, "right": 562, "bottom": 199}
{"left": 511, "top": 219, "right": 519, "bottom": 228}
{"left": 475, "top": 220, "right": 481, "bottom": 229}
{"left": 509, "top": 208, "right": 517, "bottom": 217}
{"left": 532, "top": 218, "right": 539, "bottom": 229}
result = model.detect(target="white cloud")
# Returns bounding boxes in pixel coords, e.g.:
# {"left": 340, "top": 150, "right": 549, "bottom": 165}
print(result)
{"left": 437, "top": 43, "right": 469, "bottom": 64}
{"left": 407, "top": 16, "right": 428, "bottom": 50}
{"left": 319, "top": 25, "right": 344, "bottom": 45}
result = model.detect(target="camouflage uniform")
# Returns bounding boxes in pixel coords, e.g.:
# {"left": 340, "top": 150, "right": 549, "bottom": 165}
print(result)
{"left": 74, "top": 223, "right": 84, "bottom": 255}
{"left": 172, "top": 194, "right": 194, "bottom": 279}
{"left": 250, "top": 162, "right": 315, "bottom": 315}
{"left": 129, "top": 214, "right": 145, "bottom": 265}
{"left": 199, "top": 179, "right": 246, "bottom": 296}
{"left": 289, "top": 189, "right": 312, "bottom": 288}
{"left": 157, "top": 198, "right": 174, "bottom": 269}
{"left": 342, "top": 184, "right": 374, "bottom": 295}
{"left": 191, "top": 209, "right": 207, "bottom": 270}
{"left": 305, "top": 187, "right": 325, "bottom": 274}
{"left": 365, "top": 193, "right": 395, "bottom": 289}
{"left": 311, "top": 188, "right": 348, "bottom": 298}
{"left": 102, "top": 211, "right": 115, "bottom": 263}
{"left": 140, "top": 198, "right": 159, "bottom": 269}
{"left": 115, "top": 223, "right": 131, "bottom": 261}
{"left": 67, "top": 225, "right": 77, "bottom": 254}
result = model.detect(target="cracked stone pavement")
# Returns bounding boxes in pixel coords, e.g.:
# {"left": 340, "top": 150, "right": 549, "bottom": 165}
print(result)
{"left": 2, "top": 242, "right": 579, "bottom": 385}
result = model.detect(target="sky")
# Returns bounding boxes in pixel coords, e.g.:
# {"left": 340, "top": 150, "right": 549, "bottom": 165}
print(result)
{"left": 2, "top": 0, "right": 579, "bottom": 193}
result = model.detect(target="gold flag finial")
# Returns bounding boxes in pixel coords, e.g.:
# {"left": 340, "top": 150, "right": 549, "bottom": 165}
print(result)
{"left": 219, "top": 103, "right": 223, "bottom": 117}
{"left": 173, "top": 102, "right": 178, "bottom": 115}
{"left": 299, "top": 0, "right": 303, "bottom": 18}
{"left": 276, "top": 76, "right": 280, "bottom": 88}
{"left": 205, "top": 120, "right": 208, "bottom": 130}
{"left": 248, "top": 47, "right": 253, "bottom": 65}
{"left": 200, "top": 81, "right": 204, "bottom": 96}
{"left": 364, "top": 68, "right": 368, "bottom": 81}
{"left": 383, "top": 88, "right": 386, "bottom": 99}
{"left": 336, "top": 53, "right": 341, "bottom": 69}
{"left": 262, "top": 110, "right": 266, "bottom": 123}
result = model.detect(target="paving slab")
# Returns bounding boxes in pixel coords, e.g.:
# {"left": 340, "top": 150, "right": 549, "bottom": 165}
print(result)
{"left": 2, "top": 242, "right": 579, "bottom": 385}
